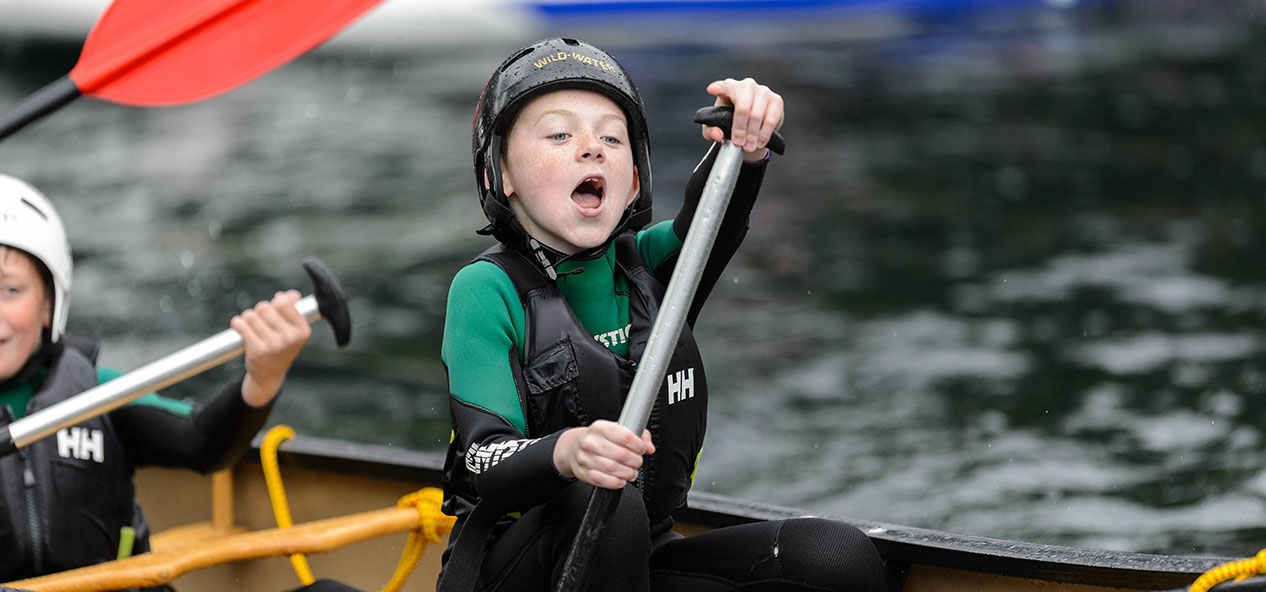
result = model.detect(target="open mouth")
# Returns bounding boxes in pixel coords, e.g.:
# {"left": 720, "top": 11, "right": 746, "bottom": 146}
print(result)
{"left": 572, "top": 177, "right": 605, "bottom": 211}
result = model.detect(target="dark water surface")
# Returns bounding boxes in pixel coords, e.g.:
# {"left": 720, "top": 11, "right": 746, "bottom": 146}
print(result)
{"left": 4, "top": 0, "right": 1266, "bottom": 557}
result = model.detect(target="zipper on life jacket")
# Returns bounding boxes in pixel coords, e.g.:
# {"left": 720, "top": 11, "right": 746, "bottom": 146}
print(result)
{"left": 18, "top": 448, "right": 43, "bottom": 575}
{"left": 0, "top": 405, "right": 43, "bottom": 574}
{"left": 626, "top": 357, "right": 641, "bottom": 495}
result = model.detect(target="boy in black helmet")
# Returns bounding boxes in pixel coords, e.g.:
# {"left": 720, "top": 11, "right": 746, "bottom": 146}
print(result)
{"left": 440, "top": 38, "right": 886, "bottom": 592}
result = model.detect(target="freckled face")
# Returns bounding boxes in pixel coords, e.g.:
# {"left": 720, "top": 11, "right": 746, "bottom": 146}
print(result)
{"left": 499, "top": 89, "right": 640, "bottom": 255}
{"left": 0, "top": 249, "right": 50, "bottom": 381}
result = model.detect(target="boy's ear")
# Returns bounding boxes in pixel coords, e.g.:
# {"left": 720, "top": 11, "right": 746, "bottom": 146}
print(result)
{"left": 628, "top": 166, "right": 641, "bottom": 206}
{"left": 497, "top": 156, "right": 516, "bottom": 198}
{"left": 40, "top": 299, "right": 51, "bottom": 329}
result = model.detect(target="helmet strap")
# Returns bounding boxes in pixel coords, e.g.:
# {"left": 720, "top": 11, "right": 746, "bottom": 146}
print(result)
{"left": 528, "top": 238, "right": 559, "bottom": 281}
{"left": 527, "top": 238, "right": 591, "bottom": 280}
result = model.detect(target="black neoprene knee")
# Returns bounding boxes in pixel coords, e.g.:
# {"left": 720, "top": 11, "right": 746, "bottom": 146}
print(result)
{"left": 775, "top": 518, "right": 886, "bottom": 592}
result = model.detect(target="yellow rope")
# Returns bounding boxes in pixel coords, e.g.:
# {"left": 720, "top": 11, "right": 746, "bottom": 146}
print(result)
{"left": 260, "top": 425, "right": 316, "bottom": 587}
{"left": 381, "top": 488, "right": 455, "bottom": 592}
{"left": 261, "top": 425, "right": 455, "bottom": 591}
{"left": 1190, "top": 549, "right": 1266, "bottom": 592}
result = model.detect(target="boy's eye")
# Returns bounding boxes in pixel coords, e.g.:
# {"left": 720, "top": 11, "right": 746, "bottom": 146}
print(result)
{"left": 548, "top": 132, "right": 570, "bottom": 141}
{"left": 602, "top": 136, "right": 623, "bottom": 145}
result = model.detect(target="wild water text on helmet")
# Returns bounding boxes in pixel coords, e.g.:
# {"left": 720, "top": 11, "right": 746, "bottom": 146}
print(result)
{"left": 532, "top": 51, "right": 621, "bottom": 74}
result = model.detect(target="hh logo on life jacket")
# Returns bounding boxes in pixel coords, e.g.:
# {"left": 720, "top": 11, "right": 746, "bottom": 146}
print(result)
{"left": 56, "top": 427, "right": 104, "bottom": 463}
{"left": 667, "top": 368, "right": 695, "bottom": 405}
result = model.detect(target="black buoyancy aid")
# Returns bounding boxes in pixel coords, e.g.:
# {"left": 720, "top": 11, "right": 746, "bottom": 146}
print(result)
{"left": 0, "top": 337, "right": 148, "bottom": 581}
{"left": 478, "top": 234, "right": 709, "bottom": 530}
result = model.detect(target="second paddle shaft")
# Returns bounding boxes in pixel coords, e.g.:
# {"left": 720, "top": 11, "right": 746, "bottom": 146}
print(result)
{"left": 2, "top": 295, "right": 325, "bottom": 455}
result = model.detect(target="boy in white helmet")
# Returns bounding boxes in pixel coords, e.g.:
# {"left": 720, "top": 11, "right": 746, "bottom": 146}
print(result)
{"left": 438, "top": 38, "right": 886, "bottom": 592}
{"left": 0, "top": 174, "right": 311, "bottom": 585}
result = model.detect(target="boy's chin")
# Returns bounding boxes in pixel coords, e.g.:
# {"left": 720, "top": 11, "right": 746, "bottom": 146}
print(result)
{"left": 574, "top": 231, "right": 618, "bottom": 250}
{"left": 546, "top": 234, "right": 610, "bottom": 255}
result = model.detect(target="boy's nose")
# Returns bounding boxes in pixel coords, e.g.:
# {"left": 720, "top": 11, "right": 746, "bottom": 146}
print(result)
{"left": 577, "top": 135, "right": 604, "bottom": 161}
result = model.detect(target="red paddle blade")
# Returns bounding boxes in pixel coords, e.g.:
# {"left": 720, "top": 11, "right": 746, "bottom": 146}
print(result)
{"left": 69, "top": 0, "right": 385, "bottom": 106}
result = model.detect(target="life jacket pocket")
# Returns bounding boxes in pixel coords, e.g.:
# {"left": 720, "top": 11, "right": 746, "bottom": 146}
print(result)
{"left": 523, "top": 337, "right": 583, "bottom": 433}
{"left": 522, "top": 337, "right": 579, "bottom": 394}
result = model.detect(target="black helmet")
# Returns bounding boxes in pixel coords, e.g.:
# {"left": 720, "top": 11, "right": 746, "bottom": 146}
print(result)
{"left": 473, "top": 38, "right": 652, "bottom": 258}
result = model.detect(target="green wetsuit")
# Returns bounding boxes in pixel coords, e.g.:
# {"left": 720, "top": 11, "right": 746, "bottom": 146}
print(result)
{"left": 441, "top": 145, "right": 766, "bottom": 555}
{"left": 439, "top": 147, "right": 888, "bottom": 592}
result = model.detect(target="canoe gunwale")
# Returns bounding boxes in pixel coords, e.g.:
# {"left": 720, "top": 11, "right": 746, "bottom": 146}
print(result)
{"left": 252, "top": 434, "right": 1231, "bottom": 591}
{"left": 247, "top": 431, "right": 447, "bottom": 484}
{"left": 677, "top": 493, "right": 1228, "bottom": 590}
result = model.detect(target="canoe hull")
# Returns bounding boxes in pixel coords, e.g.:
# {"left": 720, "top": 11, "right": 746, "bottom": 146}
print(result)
{"left": 103, "top": 435, "right": 1225, "bottom": 592}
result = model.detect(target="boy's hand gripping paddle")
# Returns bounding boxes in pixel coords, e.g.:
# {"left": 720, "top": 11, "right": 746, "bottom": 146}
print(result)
{"left": 0, "top": 258, "right": 351, "bottom": 457}
{"left": 0, "top": 0, "right": 386, "bottom": 142}
{"left": 555, "top": 107, "right": 786, "bottom": 592}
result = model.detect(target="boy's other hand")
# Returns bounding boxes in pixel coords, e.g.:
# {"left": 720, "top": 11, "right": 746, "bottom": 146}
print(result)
{"left": 232, "top": 289, "right": 312, "bottom": 407}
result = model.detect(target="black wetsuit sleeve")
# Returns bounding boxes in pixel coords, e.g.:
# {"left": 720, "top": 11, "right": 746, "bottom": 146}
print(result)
{"left": 112, "top": 378, "right": 274, "bottom": 473}
{"left": 661, "top": 142, "right": 768, "bottom": 326}
{"left": 449, "top": 396, "right": 572, "bottom": 513}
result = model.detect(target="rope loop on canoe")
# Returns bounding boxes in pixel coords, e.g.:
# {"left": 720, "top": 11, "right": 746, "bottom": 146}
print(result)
{"left": 261, "top": 425, "right": 455, "bottom": 592}
{"left": 261, "top": 424, "right": 316, "bottom": 587}
{"left": 382, "top": 488, "right": 456, "bottom": 592}
{"left": 1189, "top": 548, "right": 1266, "bottom": 592}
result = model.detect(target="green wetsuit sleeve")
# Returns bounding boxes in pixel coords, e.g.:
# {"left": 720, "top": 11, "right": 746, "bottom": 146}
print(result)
{"left": 636, "top": 220, "right": 683, "bottom": 274}
{"left": 442, "top": 261, "right": 527, "bottom": 434}
{"left": 97, "top": 366, "right": 194, "bottom": 416}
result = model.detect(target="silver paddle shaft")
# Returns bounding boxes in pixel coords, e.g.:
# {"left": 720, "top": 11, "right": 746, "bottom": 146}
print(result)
{"left": 617, "top": 141, "right": 745, "bottom": 433}
{"left": 8, "top": 295, "right": 322, "bottom": 449}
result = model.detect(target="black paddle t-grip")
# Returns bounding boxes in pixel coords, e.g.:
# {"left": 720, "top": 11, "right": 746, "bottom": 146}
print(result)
{"left": 693, "top": 105, "right": 786, "bottom": 155}
{"left": 302, "top": 257, "right": 351, "bottom": 348}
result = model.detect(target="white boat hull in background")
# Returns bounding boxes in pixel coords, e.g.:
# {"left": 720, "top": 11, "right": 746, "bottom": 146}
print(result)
{"left": 0, "top": 0, "right": 1034, "bottom": 51}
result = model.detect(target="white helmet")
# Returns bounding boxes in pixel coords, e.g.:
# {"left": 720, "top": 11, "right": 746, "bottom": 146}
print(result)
{"left": 0, "top": 174, "right": 72, "bottom": 343}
